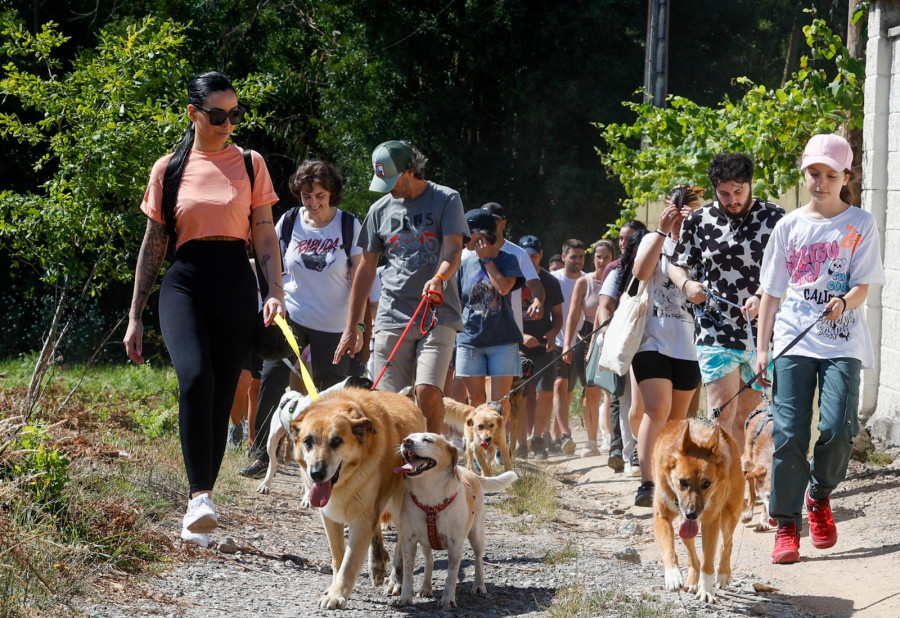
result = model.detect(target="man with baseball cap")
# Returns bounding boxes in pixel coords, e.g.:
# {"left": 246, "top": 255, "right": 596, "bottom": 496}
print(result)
{"left": 518, "top": 234, "right": 564, "bottom": 459}
{"left": 334, "top": 140, "right": 468, "bottom": 432}
{"left": 669, "top": 153, "right": 785, "bottom": 450}
{"left": 480, "top": 203, "right": 544, "bottom": 333}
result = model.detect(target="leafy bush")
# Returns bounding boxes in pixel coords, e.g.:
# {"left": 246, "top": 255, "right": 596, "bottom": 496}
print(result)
{"left": 596, "top": 16, "right": 863, "bottom": 234}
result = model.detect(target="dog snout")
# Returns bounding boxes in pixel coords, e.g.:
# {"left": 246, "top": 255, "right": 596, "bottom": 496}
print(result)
{"left": 309, "top": 462, "right": 329, "bottom": 482}
{"left": 483, "top": 435, "right": 492, "bottom": 444}
{"left": 402, "top": 437, "right": 414, "bottom": 447}
{"left": 684, "top": 510, "right": 699, "bottom": 520}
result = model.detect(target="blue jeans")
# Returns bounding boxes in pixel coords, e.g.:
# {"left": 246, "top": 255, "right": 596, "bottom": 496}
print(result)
{"left": 769, "top": 355, "right": 861, "bottom": 529}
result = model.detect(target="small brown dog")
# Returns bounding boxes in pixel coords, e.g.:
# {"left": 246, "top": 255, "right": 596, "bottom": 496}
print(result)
{"left": 741, "top": 408, "right": 775, "bottom": 531}
{"left": 442, "top": 398, "right": 513, "bottom": 476}
{"left": 394, "top": 432, "right": 517, "bottom": 607}
{"left": 652, "top": 420, "right": 744, "bottom": 604}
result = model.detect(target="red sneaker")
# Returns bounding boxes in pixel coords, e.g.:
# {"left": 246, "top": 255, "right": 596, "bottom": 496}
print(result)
{"left": 772, "top": 522, "right": 800, "bottom": 564}
{"left": 806, "top": 490, "right": 837, "bottom": 549}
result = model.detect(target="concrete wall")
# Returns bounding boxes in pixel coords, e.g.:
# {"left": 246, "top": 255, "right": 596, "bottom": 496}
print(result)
{"left": 864, "top": 1, "right": 900, "bottom": 446}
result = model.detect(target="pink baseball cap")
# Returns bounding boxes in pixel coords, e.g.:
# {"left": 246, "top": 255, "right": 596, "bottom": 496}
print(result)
{"left": 801, "top": 133, "right": 853, "bottom": 172}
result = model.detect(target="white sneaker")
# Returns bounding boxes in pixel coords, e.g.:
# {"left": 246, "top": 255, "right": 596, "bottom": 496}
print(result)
{"left": 580, "top": 441, "right": 601, "bottom": 458}
{"left": 624, "top": 462, "right": 641, "bottom": 478}
{"left": 180, "top": 527, "right": 209, "bottom": 548}
{"left": 184, "top": 494, "right": 218, "bottom": 533}
{"left": 599, "top": 435, "right": 611, "bottom": 454}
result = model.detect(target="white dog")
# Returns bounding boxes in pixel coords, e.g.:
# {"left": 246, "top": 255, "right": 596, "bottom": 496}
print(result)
{"left": 393, "top": 432, "right": 518, "bottom": 608}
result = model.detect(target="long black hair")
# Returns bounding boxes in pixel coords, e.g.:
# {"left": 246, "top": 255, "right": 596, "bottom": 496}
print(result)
{"left": 614, "top": 228, "right": 648, "bottom": 298}
{"left": 161, "top": 71, "right": 236, "bottom": 245}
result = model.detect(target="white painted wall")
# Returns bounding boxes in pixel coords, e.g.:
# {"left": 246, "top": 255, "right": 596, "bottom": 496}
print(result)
{"left": 863, "top": 1, "right": 900, "bottom": 446}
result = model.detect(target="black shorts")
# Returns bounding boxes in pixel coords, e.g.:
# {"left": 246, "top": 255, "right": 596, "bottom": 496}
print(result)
{"left": 244, "top": 350, "right": 263, "bottom": 379}
{"left": 521, "top": 345, "right": 555, "bottom": 392}
{"left": 631, "top": 350, "right": 701, "bottom": 392}
{"left": 554, "top": 354, "right": 579, "bottom": 392}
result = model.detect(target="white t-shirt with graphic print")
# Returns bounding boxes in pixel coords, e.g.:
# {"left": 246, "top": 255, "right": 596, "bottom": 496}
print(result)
{"left": 635, "top": 234, "right": 696, "bottom": 360}
{"left": 760, "top": 206, "right": 885, "bottom": 368}
{"left": 279, "top": 207, "right": 362, "bottom": 333}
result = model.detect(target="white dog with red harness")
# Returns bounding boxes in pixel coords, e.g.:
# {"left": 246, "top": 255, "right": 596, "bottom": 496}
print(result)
{"left": 393, "top": 432, "right": 517, "bottom": 608}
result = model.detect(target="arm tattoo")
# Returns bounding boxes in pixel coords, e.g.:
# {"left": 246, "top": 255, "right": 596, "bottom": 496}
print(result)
{"left": 255, "top": 219, "right": 273, "bottom": 227}
{"left": 129, "top": 220, "right": 168, "bottom": 318}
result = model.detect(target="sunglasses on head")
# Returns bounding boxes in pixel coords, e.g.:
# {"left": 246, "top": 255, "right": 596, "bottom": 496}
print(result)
{"left": 194, "top": 105, "right": 246, "bottom": 126}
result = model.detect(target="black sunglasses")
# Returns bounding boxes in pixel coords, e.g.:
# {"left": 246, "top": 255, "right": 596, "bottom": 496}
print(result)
{"left": 194, "top": 105, "right": 246, "bottom": 126}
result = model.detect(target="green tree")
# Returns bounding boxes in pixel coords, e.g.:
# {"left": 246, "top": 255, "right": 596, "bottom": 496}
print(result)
{"left": 0, "top": 14, "right": 271, "bottom": 415}
{"left": 597, "top": 16, "right": 863, "bottom": 235}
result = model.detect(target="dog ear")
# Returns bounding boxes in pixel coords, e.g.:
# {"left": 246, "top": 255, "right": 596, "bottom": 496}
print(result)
{"left": 350, "top": 416, "right": 375, "bottom": 444}
{"left": 680, "top": 421, "right": 694, "bottom": 452}
{"left": 466, "top": 416, "right": 474, "bottom": 427}
{"left": 447, "top": 441, "right": 460, "bottom": 480}
{"left": 709, "top": 425, "right": 724, "bottom": 456}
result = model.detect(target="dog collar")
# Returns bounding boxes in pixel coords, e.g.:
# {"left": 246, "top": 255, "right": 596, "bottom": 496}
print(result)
{"left": 410, "top": 491, "right": 458, "bottom": 550}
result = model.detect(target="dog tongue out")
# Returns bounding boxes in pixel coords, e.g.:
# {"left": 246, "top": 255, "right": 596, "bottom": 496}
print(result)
{"left": 309, "top": 480, "right": 332, "bottom": 508}
{"left": 394, "top": 457, "right": 427, "bottom": 474}
{"left": 679, "top": 518, "right": 699, "bottom": 540}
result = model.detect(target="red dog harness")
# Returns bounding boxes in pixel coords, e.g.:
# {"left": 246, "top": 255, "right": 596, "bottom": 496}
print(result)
{"left": 410, "top": 491, "right": 458, "bottom": 550}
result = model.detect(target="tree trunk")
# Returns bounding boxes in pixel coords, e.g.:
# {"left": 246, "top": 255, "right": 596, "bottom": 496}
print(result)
{"left": 844, "top": 0, "right": 865, "bottom": 203}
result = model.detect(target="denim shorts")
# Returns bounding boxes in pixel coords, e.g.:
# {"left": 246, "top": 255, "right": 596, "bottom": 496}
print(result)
{"left": 697, "top": 345, "right": 766, "bottom": 391}
{"left": 455, "top": 343, "right": 522, "bottom": 378}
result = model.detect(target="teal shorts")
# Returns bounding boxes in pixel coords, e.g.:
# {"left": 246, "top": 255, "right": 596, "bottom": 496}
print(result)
{"left": 697, "top": 345, "right": 767, "bottom": 391}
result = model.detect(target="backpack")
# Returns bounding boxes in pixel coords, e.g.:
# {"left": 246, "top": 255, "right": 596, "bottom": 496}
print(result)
{"left": 279, "top": 206, "right": 357, "bottom": 278}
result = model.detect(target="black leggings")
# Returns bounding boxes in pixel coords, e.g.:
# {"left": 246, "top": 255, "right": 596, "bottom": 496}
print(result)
{"left": 160, "top": 240, "right": 257, "bottom": 494}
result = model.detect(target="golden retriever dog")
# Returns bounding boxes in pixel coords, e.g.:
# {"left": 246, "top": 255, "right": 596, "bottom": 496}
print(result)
{"left": 741, "top": 409, "right": 775, "bottom": 531}
{"left": 394, "top": 432, "right": 517, "bottom": 607}
{"left": 652, "top": 420, "right": 743, "bottom": 604}
{"left": 442, "top": 397, "right": 513, "bottom": 476}
{"left": 506, "top": 374, "right": 527, "bottom": 456}
{"left": 289, "top": 387, "right": 426, "bottom": 610}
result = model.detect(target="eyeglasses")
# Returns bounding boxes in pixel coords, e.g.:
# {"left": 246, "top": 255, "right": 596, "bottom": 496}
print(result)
{"left": 194, "top": 105, "right": 247, "bottom": 126}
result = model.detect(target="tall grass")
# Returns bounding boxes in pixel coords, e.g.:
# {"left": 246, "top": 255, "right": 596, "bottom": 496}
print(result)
{"left": 0, "top": 357, "right": 192, "bottom": 615}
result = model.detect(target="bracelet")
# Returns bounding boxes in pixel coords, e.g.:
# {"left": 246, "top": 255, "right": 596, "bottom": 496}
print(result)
{"left": 654, "top": 229, "right": 668, "bottom": 238}
{"left": 681, "top": 279, "right": 692, "bottom": 295}
{"left": 752, "top": 293, "right": 762, "bottom": 300}
{"left": 434, "top": 273, "right": 447, "bottom": 282}
{"left": 836, "top": 297, "right": 847, "bottom": 312}
{"left": 357, "top": 322, "right": 366, "bottom": 333}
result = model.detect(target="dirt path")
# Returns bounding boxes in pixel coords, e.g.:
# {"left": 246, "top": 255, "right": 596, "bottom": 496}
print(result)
{"left": 76, "top": 426, "right": 900, "bottom": 618}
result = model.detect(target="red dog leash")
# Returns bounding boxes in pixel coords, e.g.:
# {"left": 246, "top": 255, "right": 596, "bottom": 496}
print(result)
{"left": 371, "top": 290, "right": 443, "bottom": 391}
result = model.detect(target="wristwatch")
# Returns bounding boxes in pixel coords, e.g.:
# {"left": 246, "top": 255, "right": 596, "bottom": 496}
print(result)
{"left": 480, "top": 257, "right": 492, "bottom": 264}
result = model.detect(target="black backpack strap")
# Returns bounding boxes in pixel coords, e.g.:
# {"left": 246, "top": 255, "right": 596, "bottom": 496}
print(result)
{"left": 279, "top": 206, "right": 300, "bottom": 258}
{"left": 341, "top": 210, "right": 356, "bottom": 266}
{"left": 243, "top": 149, "right": 255, "bottom": 188}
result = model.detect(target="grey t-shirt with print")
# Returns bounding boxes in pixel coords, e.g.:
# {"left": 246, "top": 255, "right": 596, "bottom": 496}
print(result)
{"left": 358, "top": 181, "right": 468, "bottom": 331}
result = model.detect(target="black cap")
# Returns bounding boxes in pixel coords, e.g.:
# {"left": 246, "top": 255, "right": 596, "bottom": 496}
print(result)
{"left": 465, "top": 208, "right": 497, "bottom": 234}
{"left": 519, "top": 235, "right": 542, "bottom": 255}
{"left": 481, "top": 202, "right": 506, "bottom": 220}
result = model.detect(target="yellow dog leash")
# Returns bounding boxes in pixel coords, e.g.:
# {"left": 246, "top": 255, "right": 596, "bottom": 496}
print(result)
{"left": 273, "top": 313, "right": 319, "bottom": 401}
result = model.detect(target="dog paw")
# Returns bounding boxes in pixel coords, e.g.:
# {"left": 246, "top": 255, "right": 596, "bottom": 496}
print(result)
{"left": 318, "top": 592, "right": 348, "bottom": 610}
{"left": 473, "top": 583, "right": 487, "bottom": 596}
{"left": 418, "top": 586, "right": 433, "bottom": 599}
{"left": 740, "top": 512, "right": 753, "bottom": 523}
{"left": 695, "top": 572, "right": 717, "bottom": 603}
{"left": 754, "top": 520, "right": 772, "bottom": 532}
{"left": 385, "top": 581, "right": 402, "bottom": 597}
{"left": 256, "top": 482, "right": 271, "bottom": 495}
{"left": 664, "top": 567, "right": 684, "bottom": 591}
{"left": 717, "top": 572, "right": 732, "bottom": 589}
{"left": 392, "top": 595, "right": 414, "bottom": 607}
{"left": 439, "top": 596, "right": 458, "bottom": 608}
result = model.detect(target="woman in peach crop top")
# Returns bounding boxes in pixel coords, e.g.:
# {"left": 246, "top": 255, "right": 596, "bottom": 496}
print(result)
{"left": 122, "top": 71, "right": 283, "bottom": 548}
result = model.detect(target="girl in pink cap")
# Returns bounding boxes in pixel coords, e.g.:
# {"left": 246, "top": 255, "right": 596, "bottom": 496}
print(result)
{"left": 755, "top": 134, "right": 885, "bottom": 564}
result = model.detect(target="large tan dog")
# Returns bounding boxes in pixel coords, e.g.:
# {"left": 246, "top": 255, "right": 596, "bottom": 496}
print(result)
{"left": 652, "top": 420, "right": 743, "bottom": 604}
{"left": 289, "top": 387, "right": 426, "bottom": 610}
{"left": 394, "top": 432, "right": 518, "bottom": 608}
{"left": 442, "top": 397, "right": 513, "bottom": 476}
{"left": 741, "top": 409, "right": 775, "bottom": 531}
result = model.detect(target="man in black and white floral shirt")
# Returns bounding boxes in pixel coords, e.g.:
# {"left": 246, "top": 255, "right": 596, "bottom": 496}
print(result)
{"left": 669, "top": 153, "right": 784, "bottom": 450}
